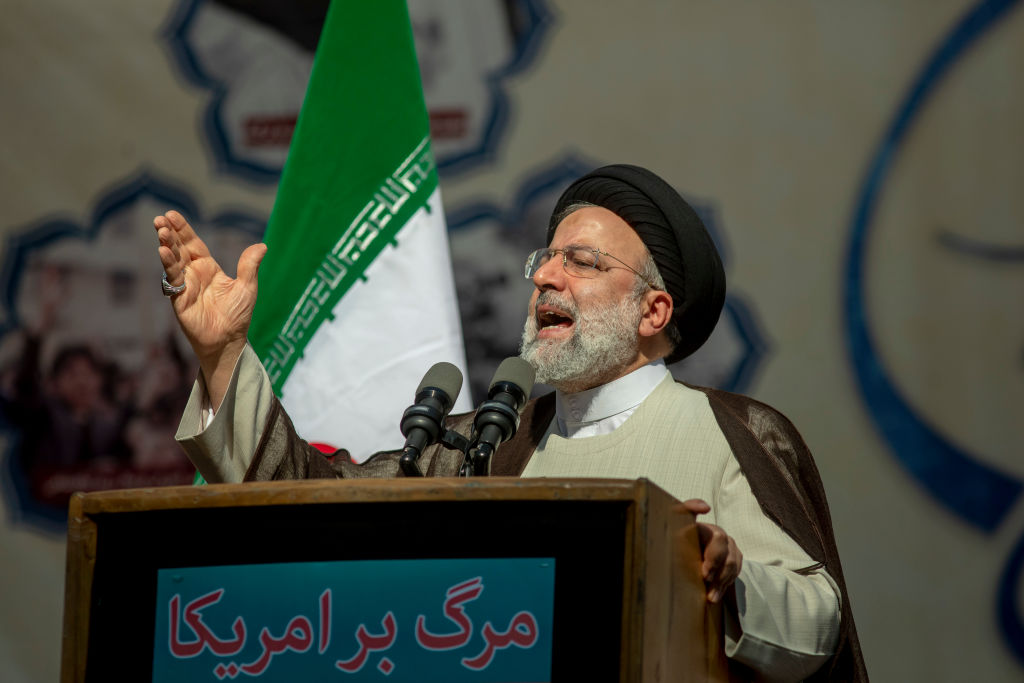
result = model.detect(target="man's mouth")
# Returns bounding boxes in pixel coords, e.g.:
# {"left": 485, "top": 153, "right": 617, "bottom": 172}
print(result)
{"left": 536, "top": 304, "right": 575, "bottom": 337}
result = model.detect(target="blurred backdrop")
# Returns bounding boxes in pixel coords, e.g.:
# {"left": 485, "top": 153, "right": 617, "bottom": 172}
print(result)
{"left": 1, "top": 0, "right": 1022, "bottom": 680}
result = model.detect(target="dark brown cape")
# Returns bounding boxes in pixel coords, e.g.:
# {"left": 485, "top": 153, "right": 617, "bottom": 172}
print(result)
{"left": 244, "top": 383, "right": 867, "bottom": 682}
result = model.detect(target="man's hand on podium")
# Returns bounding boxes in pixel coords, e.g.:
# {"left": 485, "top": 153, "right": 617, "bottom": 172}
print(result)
{"left": 677, "top": 499, "right": 743, "bottom": 604}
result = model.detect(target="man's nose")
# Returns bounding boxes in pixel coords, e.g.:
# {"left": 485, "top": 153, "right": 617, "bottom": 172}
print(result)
{"left": 532, "top": 254, "right": 566, "bottom": 290}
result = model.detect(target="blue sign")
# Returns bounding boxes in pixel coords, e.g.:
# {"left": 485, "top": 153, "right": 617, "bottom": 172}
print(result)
{"left": 153, "top": 558, "right": 555, "bottom": 682}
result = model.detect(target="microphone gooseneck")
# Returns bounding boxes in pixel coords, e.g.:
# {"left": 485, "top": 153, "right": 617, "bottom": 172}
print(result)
{"left": 399, "top": 362, "right": 463, "bottom": 477}
{"left": 463, "top": 357, "right": 536, "bottom": 477}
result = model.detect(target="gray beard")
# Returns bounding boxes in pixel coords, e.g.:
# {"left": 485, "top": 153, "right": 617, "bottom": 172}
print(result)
{"left": 519, "top": 291, "right": 643, "bottom": 393}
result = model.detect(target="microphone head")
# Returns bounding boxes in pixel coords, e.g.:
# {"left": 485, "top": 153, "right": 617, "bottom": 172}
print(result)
{"left": 489, "top": 357, "right": 536, "bottom": 401}
{"left": 417, "top": 361, "right": 463, "bottom": 400}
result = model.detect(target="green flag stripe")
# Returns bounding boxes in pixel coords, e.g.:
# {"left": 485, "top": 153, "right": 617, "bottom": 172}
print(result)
{"left": 248, "top": 0, "right": 437, "bottom": 390}
{"left": 260, "top": 138, "right": 437, "bottom": 390}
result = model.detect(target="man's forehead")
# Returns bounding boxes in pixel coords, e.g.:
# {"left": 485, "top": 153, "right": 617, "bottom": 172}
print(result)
{"left": 549, "top": 206, "right": 643, "bottom": 251}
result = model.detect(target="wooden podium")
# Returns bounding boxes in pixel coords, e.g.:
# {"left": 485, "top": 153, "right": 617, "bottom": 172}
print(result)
{"left": 62, "top": 478, "right": 728, "bottom": 682}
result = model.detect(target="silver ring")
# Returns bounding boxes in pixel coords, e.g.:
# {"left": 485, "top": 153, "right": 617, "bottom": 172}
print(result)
{"left": 162, "top": 273, "right": 186, "bottom": 296}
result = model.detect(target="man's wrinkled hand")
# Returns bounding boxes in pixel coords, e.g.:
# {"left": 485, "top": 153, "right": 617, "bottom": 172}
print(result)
{"left": 153, "top": 209, "right": 266, "bottom": 409}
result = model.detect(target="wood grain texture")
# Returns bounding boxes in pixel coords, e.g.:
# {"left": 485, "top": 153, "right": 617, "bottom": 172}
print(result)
{"left": 61, "top": 493, "right": 96, "bottom": 683}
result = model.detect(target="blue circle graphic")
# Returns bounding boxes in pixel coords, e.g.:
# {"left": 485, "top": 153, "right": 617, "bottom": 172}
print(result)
{"left": 844, "top": 0, "right": 1022, "bottom": 533}
{"left": 843, "top": 0, "right": 1024, "bottom": 666}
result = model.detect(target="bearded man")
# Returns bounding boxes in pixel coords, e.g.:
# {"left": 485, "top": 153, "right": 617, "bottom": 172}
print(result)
{"left": 156, "top": 164, "right": 866, "bottom": 681}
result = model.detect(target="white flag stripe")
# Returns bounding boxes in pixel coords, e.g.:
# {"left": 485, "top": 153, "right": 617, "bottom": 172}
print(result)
{"left": 279, "top": 188, "right": 471, "bottom": 462}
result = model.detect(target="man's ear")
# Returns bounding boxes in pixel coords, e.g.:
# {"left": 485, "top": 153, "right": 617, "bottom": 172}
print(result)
{"left": 638, "top": 289, "right": 673, "bottom": 338}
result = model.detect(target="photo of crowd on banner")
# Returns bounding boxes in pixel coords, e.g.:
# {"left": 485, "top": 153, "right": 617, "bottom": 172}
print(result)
{"left": 0, "top": 263, "right": 195, "bottom": 509}
{"left": 0, "top": 195, "right": 257, "bottom": 515}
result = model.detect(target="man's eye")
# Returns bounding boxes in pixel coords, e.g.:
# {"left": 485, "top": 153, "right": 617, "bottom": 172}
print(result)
{"left": 568, "top": 252, "right": 593, "bottom": 268}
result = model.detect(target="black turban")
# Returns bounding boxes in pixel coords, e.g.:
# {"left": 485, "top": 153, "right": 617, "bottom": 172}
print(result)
{"left": 548, "top": 164, "right": 726, "bottom": 363}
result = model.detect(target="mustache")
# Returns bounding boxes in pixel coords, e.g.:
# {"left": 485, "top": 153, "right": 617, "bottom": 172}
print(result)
{"left": 534, "top": 290, "right": 579, "bottom": 319}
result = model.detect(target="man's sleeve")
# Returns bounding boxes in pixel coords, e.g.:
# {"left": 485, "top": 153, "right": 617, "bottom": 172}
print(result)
{"left": 175, "top": 344, "right": 275, "bottom": 483}
{"left": 174, "top": 344, "right": 448, "bottom": 482}
{"left": 715, "top": 451, "right": 841, "bottom": 681}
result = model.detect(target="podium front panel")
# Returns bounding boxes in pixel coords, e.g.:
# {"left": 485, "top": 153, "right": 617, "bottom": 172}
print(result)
{"left": 79, "top": 491, "right": 629, "bottom": 681}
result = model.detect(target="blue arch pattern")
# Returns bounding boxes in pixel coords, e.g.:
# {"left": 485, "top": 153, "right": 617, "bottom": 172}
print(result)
{"left": 842, "top": 0, "right": 1024, "bottom": 665}
{"left": 0, "top": 171, "right": 265, "bottom": 531}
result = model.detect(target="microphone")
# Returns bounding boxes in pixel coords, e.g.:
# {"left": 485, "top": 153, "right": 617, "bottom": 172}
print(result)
{"left": 464, "top": 357, "right": 536, "bottom": 476}
{"left": 399, "top": 362, "right": 463, "bottom": 477}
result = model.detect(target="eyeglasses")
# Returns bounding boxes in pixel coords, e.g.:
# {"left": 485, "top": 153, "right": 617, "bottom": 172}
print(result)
{"left": 524, "top": 246, "right": 659, "bottom": 289}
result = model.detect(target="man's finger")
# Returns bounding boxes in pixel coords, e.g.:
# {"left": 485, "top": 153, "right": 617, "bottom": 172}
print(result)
{"left": 693, "top": 522, "right": 743, "bottom": 603}
{"left": 155, "top": 215, "right": 189, "bottom": 283}
{"left": 236, "top": 243, "right": 268, "bottom": 289}
{"left": 157, "top": 245, "right": 180, "bottom": 275}
{"left": 709, "top": 539, "right": 743, "bottom": 603}
{"left": 677, "top": 498, "right": 711, "bottom": 516}
{"left": 699, "top": 524, "right": 730, "bottom": 579}
{"left": 165, "top": 210, "right": 212, "bottom": 259}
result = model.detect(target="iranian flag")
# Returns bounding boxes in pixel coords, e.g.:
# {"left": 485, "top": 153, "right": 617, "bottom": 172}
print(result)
{"left": 247, "top": 0, "right": 471, "bottom": 462}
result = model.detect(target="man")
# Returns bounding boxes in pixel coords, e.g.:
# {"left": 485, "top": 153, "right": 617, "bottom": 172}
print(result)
{"left": 155, "top": 164, "right": 866, "bottom": 681}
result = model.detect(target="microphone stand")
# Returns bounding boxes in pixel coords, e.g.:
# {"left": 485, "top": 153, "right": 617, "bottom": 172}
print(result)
{"left": 400, "top": 428, "right": 470, "bottom": 477}
{"left": 460, "top": 442, "right": 495, "bottom": 477}
{"left": 459, "top": 380, "right": 527, "bottom": 477}
{"left": 405, "top": 358, "right": 533, "bottom": 478}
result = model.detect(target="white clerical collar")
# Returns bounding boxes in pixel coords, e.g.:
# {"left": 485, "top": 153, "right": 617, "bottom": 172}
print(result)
{"left": 554, "top": 359, "right": 671, "bottom": 435}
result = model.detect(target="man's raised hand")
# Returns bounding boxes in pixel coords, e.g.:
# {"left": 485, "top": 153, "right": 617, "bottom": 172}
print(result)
{"left": 154, "top": 210, "right": 267, "bottom": 408}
